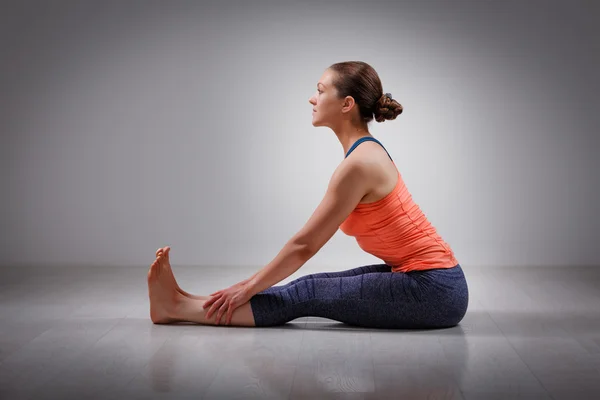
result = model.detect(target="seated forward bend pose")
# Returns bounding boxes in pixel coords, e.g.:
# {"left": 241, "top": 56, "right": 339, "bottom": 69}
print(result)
{"left": 147, "top": 61, "right": 469, "bottom": 329}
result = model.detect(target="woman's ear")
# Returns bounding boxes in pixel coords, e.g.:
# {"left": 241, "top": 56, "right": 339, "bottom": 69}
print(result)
{"left": 342, "top": 96, "right": 356, "bottom": 113}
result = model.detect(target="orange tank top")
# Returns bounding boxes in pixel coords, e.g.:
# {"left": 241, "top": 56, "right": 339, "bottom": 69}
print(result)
{"left": 339, "top": 137, "right": 459, "bottom": 273}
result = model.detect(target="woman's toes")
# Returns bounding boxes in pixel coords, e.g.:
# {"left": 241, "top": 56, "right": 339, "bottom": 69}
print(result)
{"left": 157, "top": 246, "right": 169, "bottom": 257}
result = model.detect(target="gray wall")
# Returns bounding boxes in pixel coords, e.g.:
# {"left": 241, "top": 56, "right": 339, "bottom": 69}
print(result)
{"left": 1, "top": 0, "right": 598, "bottom": 268}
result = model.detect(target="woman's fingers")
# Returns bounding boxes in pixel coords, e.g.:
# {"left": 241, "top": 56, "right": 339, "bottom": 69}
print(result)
{"left": 207, "top": 297, "right": 226, "bottom": 319}
{"left": 218, "top": 300, "right": 236, "bottom": 326}
{"left": 216, "top": 301, "right": 229, "bottom": 325}
{"left": 226, "top": 304, "right": 234, "bottom": 325}
{"left": 203, "top": 294, "right": 218, "bottom": 309}
{"left": 204, "top": 292, "right": 225, "bottom": 309}
{"left": 216, "top": 307, "right": 224, "bottom": 325}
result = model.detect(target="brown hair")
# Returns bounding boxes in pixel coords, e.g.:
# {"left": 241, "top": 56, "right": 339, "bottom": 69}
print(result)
{"left": 328, "top": 61, "right": 403, "bottom": 123}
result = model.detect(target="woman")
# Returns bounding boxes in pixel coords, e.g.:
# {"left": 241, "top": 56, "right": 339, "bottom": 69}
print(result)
{"left": 147, "top": 61, "right": 469, "bottom": 329}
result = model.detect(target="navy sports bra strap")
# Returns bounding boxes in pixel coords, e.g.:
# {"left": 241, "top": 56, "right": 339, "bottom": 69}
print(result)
{"left": 345, "top": 137, "right": 393, "bottom": 162}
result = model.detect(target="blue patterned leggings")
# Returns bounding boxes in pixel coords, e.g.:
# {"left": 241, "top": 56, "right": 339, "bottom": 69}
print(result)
{"left": 249, "top": 263, "right": 469, "bottom": 329}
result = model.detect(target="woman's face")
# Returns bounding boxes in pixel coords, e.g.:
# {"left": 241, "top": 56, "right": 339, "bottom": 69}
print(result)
{"left": 309, "top": 69, "right": 343, "bottom": 128}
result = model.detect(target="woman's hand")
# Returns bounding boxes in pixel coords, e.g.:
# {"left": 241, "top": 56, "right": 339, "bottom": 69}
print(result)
{"left": 203, "top": 281, "right": 253, "bottom": 325}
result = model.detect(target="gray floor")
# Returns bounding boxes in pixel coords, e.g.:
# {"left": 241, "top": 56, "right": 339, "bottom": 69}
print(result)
{"left": 1, "top": 265, "right": 599, "bottom": 400}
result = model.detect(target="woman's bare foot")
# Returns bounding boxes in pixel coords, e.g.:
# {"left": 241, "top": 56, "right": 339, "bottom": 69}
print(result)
{"left": 147, "top": 252, "right": 190, "bottom": 324}
{"left": 155, "top": 246, "right": 209, "bottom": 300}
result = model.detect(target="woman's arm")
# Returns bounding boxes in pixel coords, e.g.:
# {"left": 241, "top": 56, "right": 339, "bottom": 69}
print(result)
{"left": 245, "top": 241, "right": 314, "bottom": 296}
{"left": 243, "top": 158, "right": 369, "bottom": 296}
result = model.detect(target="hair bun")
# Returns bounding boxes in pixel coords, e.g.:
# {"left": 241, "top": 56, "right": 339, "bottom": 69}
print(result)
{"left": 374, "top": 92, "right": 403, "bottom": 122}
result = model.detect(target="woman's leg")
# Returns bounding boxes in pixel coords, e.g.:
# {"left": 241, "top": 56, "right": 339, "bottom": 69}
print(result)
{"left": 147, "top": 251, "right": 388, "bottom": 327}
{"left": 148, "top": 245, "right": 468, "bottom": 329}
{"left": 175, "top": 264, "right": 391, "bottom": 327}
{"left": 249, "top": 264, "right": 469, "bottom": 329}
